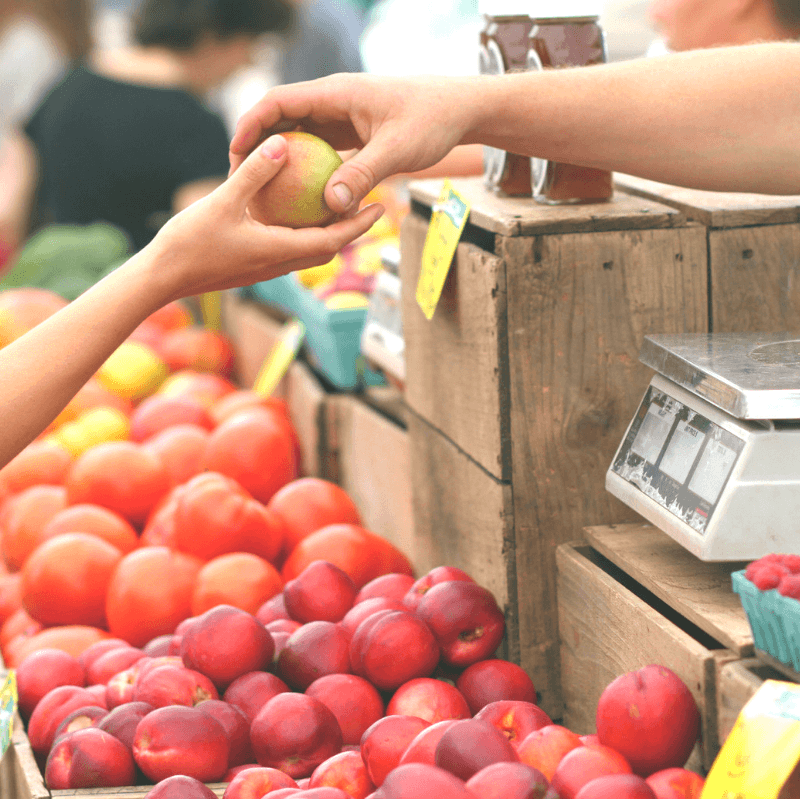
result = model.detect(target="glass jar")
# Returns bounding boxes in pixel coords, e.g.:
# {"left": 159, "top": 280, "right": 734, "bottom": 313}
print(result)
{"left": 479, "top": 5, "right": 535, "bottom": 197}
{"left": 527, "top": 5, "right": 613, "bottom": 204}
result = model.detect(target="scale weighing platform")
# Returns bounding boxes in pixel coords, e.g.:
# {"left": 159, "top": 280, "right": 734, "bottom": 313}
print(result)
{"left": 606, "top": 333, "right": 800, "bottom": 561}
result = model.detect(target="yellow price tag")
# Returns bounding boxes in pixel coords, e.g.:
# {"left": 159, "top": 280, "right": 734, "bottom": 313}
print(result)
{"left": 416, "top": 180, "right": 471, "bottom": 321}
{"left": 199, "top": 291, "right": 222, "bottom": 331}
{"left": 0, "top": 672, "right": 17, "bottom": 759}
{"left": 252, "top": 319, "right": 305, "bottom": 398}
{"left": 703, "top": 680, "right": 800, "bottom": 799}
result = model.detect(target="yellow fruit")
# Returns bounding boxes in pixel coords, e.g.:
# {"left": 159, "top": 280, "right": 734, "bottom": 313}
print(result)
{"left": 50, "top": 406, "right": 130, "bottom": 457}
{"left": 297, "top": 254, "right": 344, "bottom": 289}
{"left": 96, "top": 341, "right": 168, "bottom": 400}
{"left": 325, "top": 291, "right": 371, "bottom": 310}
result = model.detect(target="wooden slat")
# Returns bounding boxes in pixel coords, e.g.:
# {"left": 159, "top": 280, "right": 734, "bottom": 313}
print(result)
{"left": 557, "top": 542, "right": 727, "bottom": 771}
{"left": 615, "top": 174, "right": 800, "bottom": 229}
{"left": 8, "top": 712, "right": 48, "bottom": 798}
{"left": 284, "top": 360, "right": 327, "bottom": 479}
{"left": 400, "top": 213, "right": 511, "bottom": 480}
{"left": 324, "top": 394, "right": 415, "bottom": 569}
{"left": 407, "top": 177, "right": 688, "bottom": 237}
{"left": 583, "top": 523, "right": 753, "bottom": 655}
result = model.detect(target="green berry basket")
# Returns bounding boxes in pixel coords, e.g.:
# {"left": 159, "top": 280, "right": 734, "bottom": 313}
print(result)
{"left": 732, "top": 569, "right": 800, "bottom": 671}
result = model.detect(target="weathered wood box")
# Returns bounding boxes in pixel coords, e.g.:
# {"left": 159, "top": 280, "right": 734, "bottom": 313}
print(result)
{"left": 400, "top": 177, "right": 710, "bottom": 717}
{"left": 557, "top": 522, "right": 756, "bottom": 771}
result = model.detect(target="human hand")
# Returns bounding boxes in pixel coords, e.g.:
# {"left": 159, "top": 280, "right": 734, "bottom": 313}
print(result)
{"left": 144, "top": 133, "right": 385, "bottom": 304}
{"left": 229, "top": 73, "right": 474, "bottom": 216}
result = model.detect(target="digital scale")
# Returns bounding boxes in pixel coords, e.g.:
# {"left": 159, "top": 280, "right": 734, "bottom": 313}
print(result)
{"left": 606, "top": 333, "right": 800, "bottom": 561}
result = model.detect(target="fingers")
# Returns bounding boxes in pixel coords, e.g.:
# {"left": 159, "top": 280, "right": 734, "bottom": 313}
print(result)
{"left": 222, "top": 135, "right": 288, "bottom": 209}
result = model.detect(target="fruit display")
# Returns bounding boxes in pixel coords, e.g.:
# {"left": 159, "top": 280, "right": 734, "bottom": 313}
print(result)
{"left": 734, "top": 554, "right": 800, "bottom": 672}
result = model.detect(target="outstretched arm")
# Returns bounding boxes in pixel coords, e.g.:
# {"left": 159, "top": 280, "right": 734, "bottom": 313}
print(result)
{"left": 0, "top": 135, "right": 384, "bottom": 468}
{"left": 230, "top": 43, "right": 800, "bottom": 213}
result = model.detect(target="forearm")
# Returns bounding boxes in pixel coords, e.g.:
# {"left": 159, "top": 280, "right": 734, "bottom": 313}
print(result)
{"left": 467, "top": 43, "right": 800, "bottom": 195}
{"left": 0, "top": 248, "right": 169, "bottom": 465}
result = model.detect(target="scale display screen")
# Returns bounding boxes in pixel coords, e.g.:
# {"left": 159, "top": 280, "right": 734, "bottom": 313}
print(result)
{"left": 611, "top": 386, "right": 745, "bottom": 533}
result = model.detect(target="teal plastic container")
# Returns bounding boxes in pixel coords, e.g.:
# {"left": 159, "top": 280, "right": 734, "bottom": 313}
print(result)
{"left": 732, "top": 570, "right": 800, "bottom": 671}
{"left": 244, "top": 275, "right": 384, "bottom": 391}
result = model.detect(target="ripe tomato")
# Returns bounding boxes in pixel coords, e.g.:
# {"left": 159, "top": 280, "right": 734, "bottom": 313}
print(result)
{"left": 282, "top": 524, "right": 415, "bottom": 589}
{"left": 267, "top": 478, "right": 362, "bottom": 561}
{"left": 0, "top": 573, "right": 23, "bottom": 627}
{"left": 129, "top": 395, "right": 215, "bottom": 442}
{"left": 41, "top": 503, "right": 139, "bottom": 554}
{"left": 2, "top": 484, "right": 69, "bottom": 571}
{"left": 4, "top": 625, "right": 111, "bottom": 668}
{"left": 65, "top": 441, "right": 171, "bottom": 527}
{"left": 22, "top": 533, "right": 123, "bottom": 627}
{"left": 0, "top": 606, "right": 42, "bottom": 649}
{"left": 142, "top": 300, "right": 194, "bottom": 333}
{"left": 48, "top": 377, "right": 133, "bottom": 432}
{"left": 172, "top": 472, "right": 284, "bottom": 563}
{"left": 0, "top": 440, "right": 73, "bottom": 493}
{"left": 209, "top": 391, "right": 289, "bottom": 426}
{"left": 191, "top": 552, "right": 284, "bottom": 616}
{"left": 105, "top": 545, "right": 204, "bottom": 647}
{"left": 139, "top": 485, "right": 185, "bottom": 548}
{"left": 203, "top": 407, "right": 298, "bottom": 505}
{"left": 142, "top": 424, "right": 209, "bottom": 488}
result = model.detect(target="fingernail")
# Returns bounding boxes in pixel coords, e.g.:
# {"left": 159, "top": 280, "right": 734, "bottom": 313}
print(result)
{"left": 261, "top": 135, "right": 286, "bottom": 159}
{"left": 332, "top": 183, "right": 353, "bottom": 210}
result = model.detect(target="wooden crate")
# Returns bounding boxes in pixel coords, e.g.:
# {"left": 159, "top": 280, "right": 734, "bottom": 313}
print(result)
{"left": 614, "top": 175, "right": 800, "bottom": 332}
{"left": 400, "top": 177, "right": 709, "bottom": 717}
{"left": 558, "top": 522, "right": 758, "bottom": 771}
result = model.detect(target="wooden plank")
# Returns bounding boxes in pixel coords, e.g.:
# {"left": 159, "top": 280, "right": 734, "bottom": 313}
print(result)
{"left": 325, "top": 395, "right": 415, "bottom": 569}
{"left": 557, "top": 542, "right": 728, "bottom": 771}
{"left": 584, "top": 523, "right": 752, "bottom": 656}
{"left": 284, "top": 360, "right": 327, "bottom": 478}
{"left": 716, "top": 658, "right": 787, "bottom": 746}
{"left": 407, "top": 177, "right": 688, "bottom": 237}
{"left": 400, "top": 212, "right": 511, "bottom": 480}
{"left": 616, "top": 174, "right": 800, "bottom": 229}
{"left": 506, "top": 223, "right": 708, "bottom": 713}
{"left": 50, "top": 785, "right": 226, "bottom": 799}
{"left": 709, "top": 223, "right": 800, "bottom": 333}
{"left": 8, "top": 711, "right": 48, "bottom": 798}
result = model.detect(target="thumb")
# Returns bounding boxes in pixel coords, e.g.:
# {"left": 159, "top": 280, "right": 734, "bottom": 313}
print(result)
{"left": 223, "top": 134, "right": 288, "bottom": 207}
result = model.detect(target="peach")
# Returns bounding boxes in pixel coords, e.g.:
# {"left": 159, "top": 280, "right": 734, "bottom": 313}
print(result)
{"left": 223, "top": 766, "right": 299, "bottom": 799}
{"left": 646, "top": 767, "right": 705, "bottom": 799}
{"left": 143, "top": 635, "right": 173, "bottom": 657}
{"left": 271, "top": 631, "right": 292, "bottom": 669}
{"left": 45, "top": 727, "right": 136, "bottom": 789}
{"left": 277, "top": 621, "right": 351, "bottom": 690}
{"left": 551, "top": 744, "right": 633, "bottom": 799}
{"left": 82, "top": 640, "right": 132, "bottom": 674}
{"left": 360, "top": 714, "right": 429, "bottom": 786}
{"left": 416, "top": 581, "right": 505, "bottom": 668}
{"left": 291, "top": 789, "right": 349, "bottom": 798}
{"left": 267, "top": 618, "right": 303, "bottom": 635}
{"left": 144, "top": 775, "right": 219, "bottom": 798}
{"left": 85, "top": 683, "right": 109, "bottom": 707}
{"left": 474, "top": 700, "right": 552, "bottom": 751}
{"left": 576, "top": 774, "right": 656, "bottom": 798}
{"left": 223, "top": 670, "right": 290, "bottom": 723}
{"left": 374, "top": 763, "right": 472, "bottom": 799}
{"left": 86, "top": 645, "right": 145, "bottom": 685}
{"left": 283, "top": 560, "right": 357, "bottom": 624}
{"left": 52, "top": 705, "right": 107, "bottom": 743}
{"left": 387, "top": 678, "right": 471, "bottom": 725}
{"left": 402, "top": 567, "right": 475, "bottom": 613}
{"left": 251, "top": 692, "right": 342, "bottom": 779}
{"left": 97, "top": 701, "right": 154, "bottom": 749}
{"left": 257, "top": 593, "right": 290, "bottom": 624}
{"left": 180, "top": 604, "right": 274, "bottom": 689}
{"left": 596, "top": 665, "right": 701, "bottom": 777}
{"left": 340, "top": 597, "right": 406, "bottom": 639}
{"left": 434, "top": 718, "right": 518, "bottom": 781}
{"left": 465, "top": 762, "right": 550, "bottom": 799}
{"left": 133, "top": 705, "right": 229, "bottom": 782}
{"left": 309, "top": 750, "right": 375, "bottom": 798}
{"left": 517, "top": 724, "right": 582, "bottom": 781}
{"left": 198, "top": 699, "right": 254, "bottom": 767}
{"left": 28, "top": 685, "right": 101, "bottom": 756}
{"left": 354, "top": 573, "right": 416, "bottom": 605}
{"left": 399, "top": 719, "right": 459, "bottom": 767}
{"left": 132, "top": 663, "right": 218, "bottom": 708}
{"left": 350, "top": 610, "right": 439, "bottom": 691}
{"left": 456, "top": 659, "right": 537, "bottom": 714}
{"left": 305, "top": 673, "right": 384, "bottom": 745}
{"left": 223, "top": 763, "right": 261, "bottom": 781}
{"left": 15, "top": 648, "right": 85, "bottom": 719}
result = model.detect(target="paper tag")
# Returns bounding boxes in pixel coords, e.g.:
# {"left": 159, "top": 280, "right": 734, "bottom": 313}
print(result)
{"left": 703, "top": 679, "right": 800, "bottom": 798}
{"left": 0, "top": 672, "right": 17, "bottom": 759}
{"left": 199, "top": 291, "right": 222, "bottom": 331}
{"left": 415, "top": 180, "right": 470, "bottom": 320}
{"left": 252, "top": 319, "right": 305, "bottom": 398}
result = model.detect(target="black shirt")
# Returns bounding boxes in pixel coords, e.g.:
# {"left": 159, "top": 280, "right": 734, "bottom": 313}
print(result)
{"left": 25, "top": 64, "right": 231, "bottom": 251}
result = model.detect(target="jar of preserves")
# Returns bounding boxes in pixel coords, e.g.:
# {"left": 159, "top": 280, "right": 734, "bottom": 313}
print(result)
{"left": 527, "top": 2, "right": 613, "bottom": 204}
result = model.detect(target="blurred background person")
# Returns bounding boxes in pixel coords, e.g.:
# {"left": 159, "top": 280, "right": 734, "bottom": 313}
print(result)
{"left": 600, "top": 0, "right": 657, "bottom": 60}
{"left": 20, "top": 0, "right": 293, "bottom": 253}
